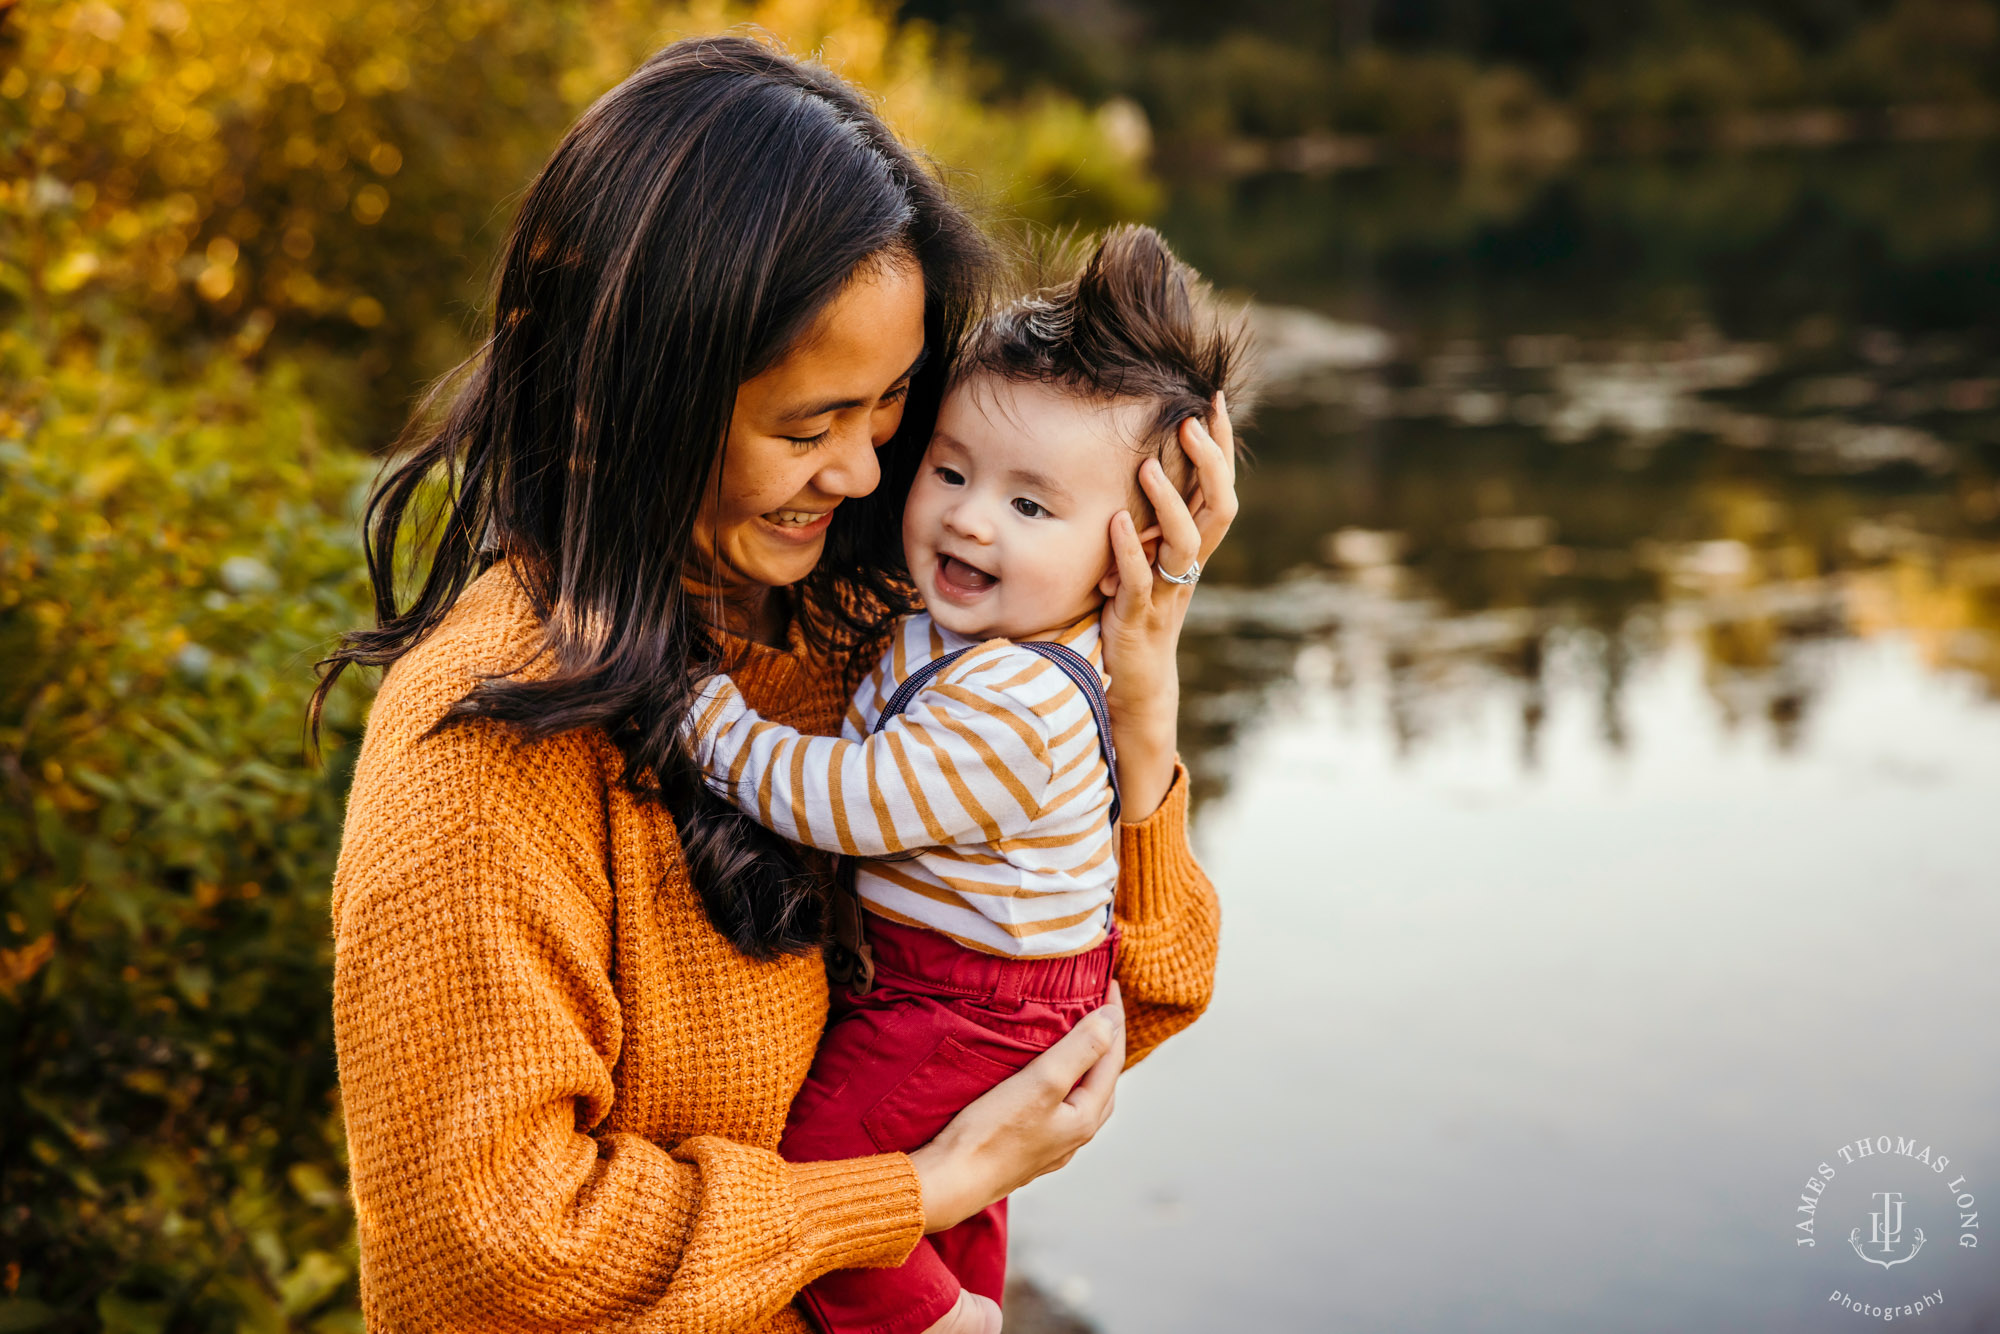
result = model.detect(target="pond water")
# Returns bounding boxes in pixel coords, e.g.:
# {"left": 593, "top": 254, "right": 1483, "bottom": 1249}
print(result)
{"left": 1010, "top": 144, "right": 2000, "bottom": 1333}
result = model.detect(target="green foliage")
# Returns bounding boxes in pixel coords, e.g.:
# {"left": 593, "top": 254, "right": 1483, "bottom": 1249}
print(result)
{"left": 922, "top": 0, "right": 2000, "bottom": 151}
{"left": 0, "top": 335, "right": 371, "bottom": 1328}
{"left": 1821, "top": 0, "right": 2000, "bottom": 108}
{"left": 3, "top": 0, "right": 1153, "bottom": 441}
{"left": 0, "top": 0, "right": 1154, "bottom": 1328}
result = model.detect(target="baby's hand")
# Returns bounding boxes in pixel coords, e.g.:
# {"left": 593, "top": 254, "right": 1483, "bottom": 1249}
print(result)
{"left": 919, "top": 1289, "right": 1001, "bottom": 1334}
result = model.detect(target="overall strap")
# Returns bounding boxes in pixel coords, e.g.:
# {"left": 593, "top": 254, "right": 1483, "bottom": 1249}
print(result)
{"left": 1011, "top": 641, "right": 1122, "bottom": 825}
{"left": 871, "top": 640, "right": 1121, "bottom": 825}
{"left": 874, "top": 645, "right": 975, "bottom": 725}
{"left": 833, "top": 638, "right": 1121, "bottom": 995}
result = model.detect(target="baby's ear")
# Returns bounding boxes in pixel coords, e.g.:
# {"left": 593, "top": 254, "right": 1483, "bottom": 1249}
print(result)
{"left": 1109, "top": 524, "right": 1163, "bottom": 597}
{"left": 1096, "top": 519, "right": 1166, "bottom": 597}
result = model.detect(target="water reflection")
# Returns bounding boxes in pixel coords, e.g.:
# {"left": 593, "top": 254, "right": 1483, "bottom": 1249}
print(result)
{"left": 1019, "top": 628, "right": 2000, "bottom": 1333}
{"left": 1013, "top": 145, "right": 2000, "bottom": 1333}
{"left": 1169, "top": 148, "right": 2000, "bottom": 798}
{"left": 1180, "top": 531, "right": 2000, "bottom": 805}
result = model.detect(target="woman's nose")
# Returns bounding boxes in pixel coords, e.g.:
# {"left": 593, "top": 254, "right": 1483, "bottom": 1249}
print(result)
{"left": 814, "top": 422, "right": 882, "bottom": 500}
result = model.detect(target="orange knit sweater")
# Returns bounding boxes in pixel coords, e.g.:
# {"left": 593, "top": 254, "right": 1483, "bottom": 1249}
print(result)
{"left": 330, "top": 564, "right": 1219, "bottom": 1333}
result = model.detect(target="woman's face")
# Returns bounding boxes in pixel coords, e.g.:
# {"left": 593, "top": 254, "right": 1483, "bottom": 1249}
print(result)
{"left": 694, "top": 256, "right": 928, "bottom": 599}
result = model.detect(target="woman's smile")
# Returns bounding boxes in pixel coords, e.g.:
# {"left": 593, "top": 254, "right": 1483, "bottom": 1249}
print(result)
{"left": 760, "top": 505, "right": 838, "bottom": 540}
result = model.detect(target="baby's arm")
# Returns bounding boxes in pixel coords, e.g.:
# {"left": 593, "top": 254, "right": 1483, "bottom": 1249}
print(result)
{"left": 683, "top": 670, "right": 1053, "bottom": 856}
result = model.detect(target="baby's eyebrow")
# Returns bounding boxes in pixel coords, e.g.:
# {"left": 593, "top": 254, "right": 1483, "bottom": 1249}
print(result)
{"left": 1008, "top": 466, "right": 1072, "bottom": 503}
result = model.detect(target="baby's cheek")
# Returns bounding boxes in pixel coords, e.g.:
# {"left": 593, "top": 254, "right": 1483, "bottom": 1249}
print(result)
{"left": 900, "top": 487, "right": 937, "bottom": 557}
{"left": 1036, "top": 522, "right": 1117, "bottom": 607}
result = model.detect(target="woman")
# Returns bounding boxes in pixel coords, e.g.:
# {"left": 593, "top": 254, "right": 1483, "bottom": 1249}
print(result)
{"left": 315, "top": 37, "right": 1234, "bottom": 1334}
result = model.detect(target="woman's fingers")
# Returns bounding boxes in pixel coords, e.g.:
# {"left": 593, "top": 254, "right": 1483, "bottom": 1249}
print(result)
{"left": 1064, "top": 980, "right": 1128, "bottom": 1120}
{"left": 1062, "top": 981, "right": 1125, "bottom": 1113}
{"left": 1012, "top": 999, "right": 1120, "bottom": 1191}
{"left": 1180, "top": 401, "right": 1240, "bottom": 561}
{"left": 1028, "top": 987, "right": 1122, "bottom": 1105}
{"left": 1107, "top": 509, "right": 1154, "bottom": 617}
{"left": 1140, "top": 460, "right": 1202, "bottom": 586}
{"left": 1021, "top": 986, "right": 1124, "bottom": 1186}
{"left": 1209, "top": 390, "right": 1238, "bottom": 485}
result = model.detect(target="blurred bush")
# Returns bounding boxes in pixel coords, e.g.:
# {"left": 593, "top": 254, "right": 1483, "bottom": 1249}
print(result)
{"left": 914, "top": 0, "right": 2000, "bottom": 158}
{"left": 4, "top": 0, "right": 1156, "bottom": 445}
{"left": 1577, "top": 0, "right": 1999, "bottom": 125}
{"left": 0, "top": 338, "right": 371, "bottom": 1334}
{"left": 0, "top": 1, "right": 1153, "bottom": 1328}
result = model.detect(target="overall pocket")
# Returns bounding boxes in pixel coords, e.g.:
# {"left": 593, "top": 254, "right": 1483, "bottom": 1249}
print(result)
{"left": 861, "top": 1034, "right": 1024, "bottom": 1155}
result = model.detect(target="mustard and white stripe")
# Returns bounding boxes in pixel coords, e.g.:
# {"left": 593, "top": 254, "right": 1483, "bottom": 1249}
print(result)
{"left": 685, "top": 612, "right": 1116, "bottom": 958}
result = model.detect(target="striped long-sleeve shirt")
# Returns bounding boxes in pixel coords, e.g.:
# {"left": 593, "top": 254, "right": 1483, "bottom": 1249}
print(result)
{"left": 685, "top": 612, "right": 1116, "bottom": 958}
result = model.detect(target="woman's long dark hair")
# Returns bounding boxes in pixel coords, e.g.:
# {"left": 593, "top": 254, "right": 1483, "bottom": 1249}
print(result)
{"left": 310, "top": 36, "right": 990, "bottom": 958}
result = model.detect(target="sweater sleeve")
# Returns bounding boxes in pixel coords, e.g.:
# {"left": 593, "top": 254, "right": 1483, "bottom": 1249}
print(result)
{"left": 1110, "top": 762, "right": 1220, "bottom": 1067}
{"left": 331, "top": 701, "right": 923, "bottom": 1333}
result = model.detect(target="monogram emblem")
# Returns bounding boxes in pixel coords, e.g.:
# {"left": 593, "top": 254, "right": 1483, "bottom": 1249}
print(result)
{"left": 1848, "top": 1190, "right": 1926, "bottom": 1269}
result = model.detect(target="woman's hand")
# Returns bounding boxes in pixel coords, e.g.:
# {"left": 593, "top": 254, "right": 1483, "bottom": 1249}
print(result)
{"left": 1100, "top": 395, "right": 1240, "bottom": 820}
{"left": 907, "top": 983, "right": 1126, "bottom": 1234}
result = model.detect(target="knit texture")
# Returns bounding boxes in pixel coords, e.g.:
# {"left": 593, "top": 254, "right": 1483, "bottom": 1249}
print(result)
{"left": 330, "top": 564, "right": 1218, "bottom": 1332}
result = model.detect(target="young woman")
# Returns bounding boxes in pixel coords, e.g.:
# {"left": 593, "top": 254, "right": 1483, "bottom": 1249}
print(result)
{"left": 315, "top": 36, "right": 1235, "bottom": 1334}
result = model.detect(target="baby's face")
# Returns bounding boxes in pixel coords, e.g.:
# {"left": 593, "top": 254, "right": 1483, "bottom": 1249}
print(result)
{"left": 902, "top": 375, "right": 1148, "bottom": 642}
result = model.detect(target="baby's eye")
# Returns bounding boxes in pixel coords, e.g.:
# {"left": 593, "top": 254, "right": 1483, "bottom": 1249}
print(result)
{"left": 935, "top": 466, "right": 965, "bottom": 486}
{"left": 1011, "top": 497, "right": 1047, "bottom": 519}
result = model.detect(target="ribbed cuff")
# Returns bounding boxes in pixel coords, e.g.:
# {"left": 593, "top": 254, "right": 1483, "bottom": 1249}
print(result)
{"left": 1116, "top": 760, "right": 1198, "bottom": 925}
{"left": 787, "top": 1152, "right": 926, "bottom": 1275}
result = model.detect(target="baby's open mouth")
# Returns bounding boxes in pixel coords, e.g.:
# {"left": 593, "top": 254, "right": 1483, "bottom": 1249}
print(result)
{"left": 936, "top": 553, "right": 997, "bottom": 593}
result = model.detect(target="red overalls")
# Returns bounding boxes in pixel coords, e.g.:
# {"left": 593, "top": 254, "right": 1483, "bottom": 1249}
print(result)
{"left": 782, "top": 912, "right": 1119, "bottom": 1334}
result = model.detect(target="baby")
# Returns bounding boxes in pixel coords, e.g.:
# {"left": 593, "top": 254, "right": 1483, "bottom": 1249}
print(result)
{"left": 684, "top": 225, "right": 1250, "bottom": 1334}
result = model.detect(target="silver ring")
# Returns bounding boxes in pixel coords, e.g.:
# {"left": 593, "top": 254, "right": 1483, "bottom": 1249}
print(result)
{"left": 1155, "top": 556, "right": 1201, "bottom": 587}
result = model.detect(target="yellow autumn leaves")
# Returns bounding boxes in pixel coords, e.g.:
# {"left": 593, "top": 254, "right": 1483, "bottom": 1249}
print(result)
{"left": 6, "top": 0, "right": 1152, "bottom": 377}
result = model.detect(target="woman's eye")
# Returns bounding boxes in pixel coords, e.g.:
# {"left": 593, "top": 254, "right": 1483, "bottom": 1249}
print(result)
{"left": 784, "top": 428, "right": 832, "bottom": 449}
{"left": 1011, "top": 497, "right": 1046, "bottom": 519}
{"left": 936, "top": 466, "right": 964, "bottom": 486}
{"left": 881, "top": 382, "right": 910, "bottom": 405}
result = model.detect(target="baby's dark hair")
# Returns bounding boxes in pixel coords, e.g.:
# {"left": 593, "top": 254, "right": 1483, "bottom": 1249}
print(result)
{"left": 957, "top": 224, "right": 1254, "bottom": 515}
